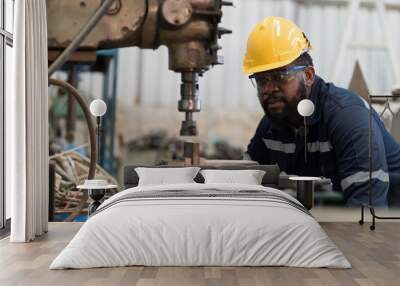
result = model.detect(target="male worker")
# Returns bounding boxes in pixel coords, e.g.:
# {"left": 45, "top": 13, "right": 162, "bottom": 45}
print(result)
{"left": 243, "top": 16, "right": 400, "bottom": 206}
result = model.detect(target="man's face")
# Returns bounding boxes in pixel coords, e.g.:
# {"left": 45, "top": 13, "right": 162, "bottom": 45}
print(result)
{"left": 254, "top": 65, "right": 309, "bottom": 124}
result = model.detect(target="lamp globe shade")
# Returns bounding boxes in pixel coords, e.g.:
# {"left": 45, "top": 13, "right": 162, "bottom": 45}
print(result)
{"left": 297, "top": 99, "right": 314, "bottom": 117}
{"left": 90, "top": 99, "right": 107, "bottom": 117}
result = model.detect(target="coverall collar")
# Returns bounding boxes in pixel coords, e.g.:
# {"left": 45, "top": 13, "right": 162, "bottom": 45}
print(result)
{"left": 305, "top": 75, "right": 323, "bottom": 126}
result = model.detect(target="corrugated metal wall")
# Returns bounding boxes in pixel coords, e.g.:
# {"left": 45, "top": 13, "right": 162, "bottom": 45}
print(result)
{"left": 61, "top": 0, "right": 400, "bottom": 148}
{"left": 112, "top": 0, "right": 400, "bottom": 111}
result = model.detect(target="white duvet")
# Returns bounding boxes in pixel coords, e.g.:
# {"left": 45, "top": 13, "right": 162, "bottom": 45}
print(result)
{"left": 50, "top": 183, "right": 351, "bottom": 269}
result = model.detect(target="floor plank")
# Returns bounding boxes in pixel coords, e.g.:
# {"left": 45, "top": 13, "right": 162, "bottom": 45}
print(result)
{"left": 0, "top": 222, "right": 399, "bottom": 286}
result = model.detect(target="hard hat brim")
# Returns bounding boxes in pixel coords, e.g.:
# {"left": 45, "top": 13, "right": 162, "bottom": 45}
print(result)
{"left": 243, "top": 55, "right": 299, "bottom": 75}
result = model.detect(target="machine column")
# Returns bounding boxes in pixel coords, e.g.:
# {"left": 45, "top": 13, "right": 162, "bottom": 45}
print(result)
{"left": 178, "top": 72, "right": 201, "bottom": 165}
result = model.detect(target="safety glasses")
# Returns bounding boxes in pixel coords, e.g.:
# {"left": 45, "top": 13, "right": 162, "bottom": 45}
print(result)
{"left": 249, "top": 65, "right": 307, "bottom": 88}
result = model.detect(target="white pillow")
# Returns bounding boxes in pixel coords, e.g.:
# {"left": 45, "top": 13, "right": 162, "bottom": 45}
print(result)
{"left": 135, "top": 167, "right": 200, "bottom": 186}
{"left": 200, "top": 169, "right": 266, "bottom": 185}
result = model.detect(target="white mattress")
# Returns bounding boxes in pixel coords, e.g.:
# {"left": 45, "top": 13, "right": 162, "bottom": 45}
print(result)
{"left": 50, "top": 183, "right": 351, "bottom": 269}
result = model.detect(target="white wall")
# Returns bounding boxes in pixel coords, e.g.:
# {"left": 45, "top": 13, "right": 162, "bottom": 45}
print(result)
{"left": 69, "top": 0, "right": 400, "bottom": 149}
{"left": 113, "top": 0, "right": 400, "bottom": 111}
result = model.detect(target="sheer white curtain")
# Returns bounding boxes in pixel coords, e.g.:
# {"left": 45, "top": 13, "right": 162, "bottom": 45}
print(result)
{"left": 6, "top": 0, "right": 48, "bottom": 242}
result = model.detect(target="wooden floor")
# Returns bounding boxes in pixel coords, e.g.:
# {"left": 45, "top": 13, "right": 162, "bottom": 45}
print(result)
{"left": 1, "top": 221, "right": 400, "bottom": 286}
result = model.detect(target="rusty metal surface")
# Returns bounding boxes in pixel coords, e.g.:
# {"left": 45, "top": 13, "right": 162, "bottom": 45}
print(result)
{"left": 47, "top": 0, "right": 229, "bottom": 72}
{"left": 140, "top": 0, "right": 159, "bottom": 48}
{"left": 161, "top": 0, "right": 193, "bottom": 27}
{"left": 48, "top": 50, "right": 97, "bottom": 64}
{"left": 47, "top": 0, "right": 147, "bottom": 50}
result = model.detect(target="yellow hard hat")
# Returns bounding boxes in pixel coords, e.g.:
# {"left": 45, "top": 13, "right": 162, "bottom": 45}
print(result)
{"left": 243, "top": 17, "right": 312, "bottom": 75}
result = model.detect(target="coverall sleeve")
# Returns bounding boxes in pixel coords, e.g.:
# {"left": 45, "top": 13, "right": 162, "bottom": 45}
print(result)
{"left": 329, "top": 105, "right": 389, "bottom": 206}
{"left": 245, "top": 117, "right": 271, "bottom": 164}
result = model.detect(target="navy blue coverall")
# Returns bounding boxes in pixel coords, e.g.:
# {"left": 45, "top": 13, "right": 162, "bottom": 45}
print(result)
{"left": 246, "top": 76, "right": 400, "bottom": 206}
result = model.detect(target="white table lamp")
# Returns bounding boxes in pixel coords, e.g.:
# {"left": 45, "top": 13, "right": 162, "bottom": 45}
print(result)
{"left": 90, "top": 99, "right": 107, "bottom": 165}
{"left": 297, "top": 99, "right": 315, "bottom": 163}
{"left": 90, "top": 99, "right": 107, "bottom": 117}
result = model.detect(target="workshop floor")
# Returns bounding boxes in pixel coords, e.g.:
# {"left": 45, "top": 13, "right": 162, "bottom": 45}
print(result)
{"left": 1, "top": 209, "right": 400, "bottom": 286}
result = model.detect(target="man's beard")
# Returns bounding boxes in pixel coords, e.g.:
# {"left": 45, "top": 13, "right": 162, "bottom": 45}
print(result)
{"left": 260, "top": 80, "right": 308, "bottom": 125}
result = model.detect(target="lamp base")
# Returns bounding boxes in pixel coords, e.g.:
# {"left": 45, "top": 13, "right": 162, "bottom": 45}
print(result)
{"left": 88, "top": 188, "right": 106, "bottom": 215}
{"left": 296, "top": 181, "right": 314, "bottom": 210}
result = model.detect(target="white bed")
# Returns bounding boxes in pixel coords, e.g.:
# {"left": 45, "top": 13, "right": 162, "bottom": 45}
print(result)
{"left": 50, "top": 183, "right": 351, "bottom": 269}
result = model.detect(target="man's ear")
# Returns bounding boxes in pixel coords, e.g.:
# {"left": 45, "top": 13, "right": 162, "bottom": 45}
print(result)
{"left": 303, "top": 66, "right": 315, "bottom": 87}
